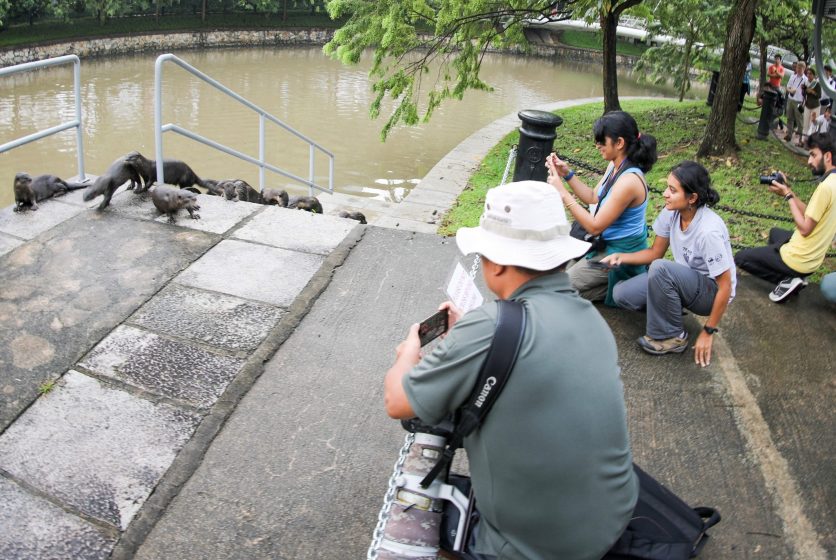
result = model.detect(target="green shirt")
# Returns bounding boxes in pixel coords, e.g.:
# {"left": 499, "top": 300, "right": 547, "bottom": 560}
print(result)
{"left": 404, "top": 272, "right": 637, "bottom": 560}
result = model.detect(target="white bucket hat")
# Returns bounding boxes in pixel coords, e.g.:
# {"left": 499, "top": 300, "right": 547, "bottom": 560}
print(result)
{"left": 456, "top": 180, "right": 591, "bottom": 270}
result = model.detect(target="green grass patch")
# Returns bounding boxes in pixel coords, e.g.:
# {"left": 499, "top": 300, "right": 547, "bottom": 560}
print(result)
{"left": 557, "top": 29, "right": 648, "bottom": 57}
{"left": 0, "top": 12, "right": 342, "bottom": 49}
{"left": 439, "top": 99, "right": 834, "bottom": 280}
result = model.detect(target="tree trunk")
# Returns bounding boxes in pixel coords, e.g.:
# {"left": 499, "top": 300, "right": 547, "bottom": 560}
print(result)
{"left": 758, "top": 38, "right": 768, "bottom": 91}
{"left": 202, "top": 0, "right": 207, "bottom": 22}
{"left": 696, "top": 0, "right": 758, "bottom": 158}
{"left": 679, "top": 37, "right": 693, "bottom": 102}
{"left": 601, "top": 10, "right": 621, "bottom": 113}
{"left": 283, "top": 0, "right": 288, "bottom": 22}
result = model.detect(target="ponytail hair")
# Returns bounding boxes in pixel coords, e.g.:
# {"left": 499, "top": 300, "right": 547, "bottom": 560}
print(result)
{"left": 592, "top": 110, "right": 658, "bottom": 173}
{"left": 670, "top": 160, "right": 720, "bottom": 207}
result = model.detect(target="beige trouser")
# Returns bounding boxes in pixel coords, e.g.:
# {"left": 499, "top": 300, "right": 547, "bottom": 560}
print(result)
{"left": 568, "top": 257, "right": 610, "bottom": 302}
{"left": 802, "top": 106, "right": 818, "bottom": 139}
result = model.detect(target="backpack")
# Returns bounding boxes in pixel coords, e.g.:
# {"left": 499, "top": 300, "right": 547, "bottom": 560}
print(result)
{"left": 603, "top": 464, "right": 721, "bottom": 559}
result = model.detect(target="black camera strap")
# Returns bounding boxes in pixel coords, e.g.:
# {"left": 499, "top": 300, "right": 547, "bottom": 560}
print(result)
{"left": 420, "top": 299, "right": 527, "bottom": 488}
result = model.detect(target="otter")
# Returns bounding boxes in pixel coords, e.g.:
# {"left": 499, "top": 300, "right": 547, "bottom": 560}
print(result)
{"left": 338, "top": 210, "right": 368, "bottom": 224}
{"left": 12, "top": 172, "right": 87, "bottom": 212}
{"left": 287, "top": 195, "right": 323, "bottom": 214}
{"left": 82, "top": 155, "right": 141, "bottom": 210}
{"left": 125, "top": 152, "right": 210, "bottom": 192}
{"left": 262, "top": 188, "right": 289, "bottom": 206}
{"left": 201, "top": 179, "right": 225, "bottom": 197}
{"left": 151, "top": 185, "right": 201, "bottom": 223}
{"left": 231, "top": 180, "right": 263, "bottom": 203}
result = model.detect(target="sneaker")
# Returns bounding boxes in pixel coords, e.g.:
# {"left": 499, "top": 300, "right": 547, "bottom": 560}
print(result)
{"left": 769, "top": 277, "right": 808, "bottom": 303}
{"left": 637, "top": 334, "right": 689, "bottom": 355}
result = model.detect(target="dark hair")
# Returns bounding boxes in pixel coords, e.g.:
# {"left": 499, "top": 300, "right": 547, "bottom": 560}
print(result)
{"left": 592, "top": 110, "right": 658, "bottom": 173}
{"left": 825, "top": 64, "right": 833, "bottom": 73}
{"left": 775, "top": 54, "right": 782, "bottom": 60}
{"left": 669, "top": 161, "right": 720, "bottom": 208}
{"left": 808, "top": 67, "right": 817, "bottom": 76}
{"left": 807, "top": 133, "right": 836, "bottom": 159}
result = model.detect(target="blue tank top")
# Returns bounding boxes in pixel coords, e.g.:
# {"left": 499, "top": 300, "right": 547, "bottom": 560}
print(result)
{"left": 595, "top": 164, "right": 648, "bottom": 241}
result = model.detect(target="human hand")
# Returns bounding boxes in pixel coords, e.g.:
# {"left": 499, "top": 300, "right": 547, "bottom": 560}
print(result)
{"left": 546, "top": 153, "right": 571, "bottom": 179}
{"left": 768, "top": 173, "right": 791, "bottom": 197}
{"left": 694, "top": 331, "right": 713, "bottom": 367}
{"left": 601, "top": 253, "right": 622, "bottom": 266}
{"left": 396, "top": 323, "right": 422, "bottom": 366}
{"left": 438, "top": 301, "right": 463, "bottom": 334}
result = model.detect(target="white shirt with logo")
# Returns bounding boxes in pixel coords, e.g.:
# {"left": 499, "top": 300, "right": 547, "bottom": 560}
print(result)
{"left": 653, "top": 206, "right": 737, "bottom": 300}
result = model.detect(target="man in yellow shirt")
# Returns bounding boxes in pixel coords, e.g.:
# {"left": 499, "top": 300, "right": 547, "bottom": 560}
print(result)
{"left": 735, "top": 133, "right": 836, "bottom": 302}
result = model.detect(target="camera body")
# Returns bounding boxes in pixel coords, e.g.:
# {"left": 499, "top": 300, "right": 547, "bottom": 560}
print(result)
{"left": 759, "top": 172, "right": 786, "bottom": 185}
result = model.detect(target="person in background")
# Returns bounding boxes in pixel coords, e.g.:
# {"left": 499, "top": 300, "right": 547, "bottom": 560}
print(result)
{"left": 546, "top": 111, "right": 657, "bottom": 305}
{"left": 739, "top": 58, "right": 752, "bottom": 111}
{"left": 813, "top": 105, "right": 831, "bottom": 135}
{"left": 734, "top": 133, "right": 836, "bottom": 302}
{"left": 786, "top": 61, "right": 808, "bottom": 145}
{"left": 602, "top": 161, "right": 736, "bottom": 367}
{"left": 819, "top": 64, "right": 834, "bottom": 108}
{"left": 821, "top": 272, "right": 836, "bottom": 303}
{"left": 802, "top": 67, "right": 821, "bottom": 145}
{"left": 767, "top": 54, "right": 785, "bottom": 90}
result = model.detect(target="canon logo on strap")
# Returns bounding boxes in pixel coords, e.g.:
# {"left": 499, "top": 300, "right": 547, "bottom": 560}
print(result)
{"left": 474, "top": 377, "right": 497, "bottom": 408}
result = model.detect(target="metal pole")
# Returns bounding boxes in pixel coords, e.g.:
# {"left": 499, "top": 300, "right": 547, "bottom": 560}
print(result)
{"left": 259, "top": 114, "right": 266, "bottom": 192}
{"left": 73, "top": 57, "right": 86, "bottom": 180}
{"left": 154, "top": 55, "right": 167, "bottom": 186}
{"left": 309, "top": 144, "right": 315, "bottom": 197}
{"left": 512, "top": 110, "right": 563, "bottom": 183}
{"left": 329, "top": 154, "right": 335, "bottom": 194}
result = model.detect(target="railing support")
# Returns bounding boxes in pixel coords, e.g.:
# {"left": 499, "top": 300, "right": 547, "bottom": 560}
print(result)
{"left": 0, "top": 55, "right": 86, "bottom": 180}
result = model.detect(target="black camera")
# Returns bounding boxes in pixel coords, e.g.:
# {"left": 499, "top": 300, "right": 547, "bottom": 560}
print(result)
{"left": 759, "top": 172, "right": 786, "bottom": 185}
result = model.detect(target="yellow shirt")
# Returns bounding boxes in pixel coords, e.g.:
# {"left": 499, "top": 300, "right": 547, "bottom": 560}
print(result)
{"left": 780, "top": 172, "right": 836, "bottom": 273}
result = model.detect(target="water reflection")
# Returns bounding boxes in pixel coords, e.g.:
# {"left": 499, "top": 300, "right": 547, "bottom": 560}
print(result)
{"left": 0, "top": 47, "right": 683, "bottom": 208}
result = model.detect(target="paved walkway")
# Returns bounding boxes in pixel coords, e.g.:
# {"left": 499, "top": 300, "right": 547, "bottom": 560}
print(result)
{"left": 0, "top": 100, "right": 833, "bottom": 560}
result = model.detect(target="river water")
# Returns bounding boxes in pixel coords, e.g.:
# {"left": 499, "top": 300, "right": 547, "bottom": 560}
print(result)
{"left": 0, "top": 46, "right": 677, "bottom": 209}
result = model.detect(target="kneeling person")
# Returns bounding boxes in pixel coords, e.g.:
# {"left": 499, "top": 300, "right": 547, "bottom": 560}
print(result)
{"left": 384, "top": 181, "right": 638, "bottom": 559}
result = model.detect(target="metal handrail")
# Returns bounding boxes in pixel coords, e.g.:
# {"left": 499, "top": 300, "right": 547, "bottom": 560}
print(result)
{"left": 0, "top": 55, "right": 86, "bottom": 180}
{"left": 154, "top": 53, "right": 334, "bottom": 196}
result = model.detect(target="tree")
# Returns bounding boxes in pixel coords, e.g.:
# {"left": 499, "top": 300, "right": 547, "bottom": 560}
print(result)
{"left": 634, "top": 0, "right": 728, "bottom": 102}
{"left": 577, "top": 0, "right": 645, "bottom": 113}
{"left": 696, "top": 0, "right": 758, "bottom": 158}
{"left": 325, "top": 0, "right": 577, "bottom": 140}
{"left": 0, "top": 0, "right": 9, "bottom": 28}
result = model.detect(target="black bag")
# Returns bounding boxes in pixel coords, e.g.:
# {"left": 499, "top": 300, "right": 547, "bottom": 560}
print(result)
{"left": 603, "top": 464, "right": 721, "bottom": 559}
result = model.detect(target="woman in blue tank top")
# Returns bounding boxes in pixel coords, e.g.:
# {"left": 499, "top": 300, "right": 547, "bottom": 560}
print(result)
{"left": 546, "top": 111, "right": 658, "bottom": 305}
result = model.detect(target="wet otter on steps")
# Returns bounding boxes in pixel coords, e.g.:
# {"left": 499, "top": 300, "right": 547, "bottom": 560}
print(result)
{"left": 151, "top": 185, "right": 201, "bottom": 223}
{"left": 125, "top": 152, "right": 210, "bottom": 192}
{"left": 287, "top": 195, "right": 323, "bottom": 214}
{"left": 13, "top": 172, "right": 88, "bottom": 212}
{"left": 82, "top": 155, "right": 140, "bottom": 210}
{"left": 338, "top": 210, "right": 367, "bottom": 224}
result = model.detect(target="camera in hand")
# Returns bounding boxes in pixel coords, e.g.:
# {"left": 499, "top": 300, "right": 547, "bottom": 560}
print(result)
{"left": 759, "top": 172, "right": 786, "bottom": 185}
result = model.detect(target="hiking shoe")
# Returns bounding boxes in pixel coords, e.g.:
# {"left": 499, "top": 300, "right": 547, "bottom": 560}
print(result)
{"left": 637, "top": 334, "right": 689, "bottom": 355}
{"left": 769, "top": 277, "right": 808, "bottom": 303}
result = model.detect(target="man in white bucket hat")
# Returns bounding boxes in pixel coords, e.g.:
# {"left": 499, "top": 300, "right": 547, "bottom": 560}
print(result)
{"left": 384, "top": 181, "right": 638, "bottom": 559}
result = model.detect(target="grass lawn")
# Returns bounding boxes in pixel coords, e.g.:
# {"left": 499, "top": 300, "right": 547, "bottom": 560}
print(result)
{"left": 0, "top": 12, "right": 342, "bottom": 49}
{"left": 557, "top": 29, "right": 648, "bottom": 57}
{"left": 439, "top": 99, "right": 834, "bottom": 281}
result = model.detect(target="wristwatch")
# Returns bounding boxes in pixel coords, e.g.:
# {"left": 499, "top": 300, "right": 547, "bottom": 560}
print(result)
{"left": 703, "top": 325, "right": 719, "bottom": 335}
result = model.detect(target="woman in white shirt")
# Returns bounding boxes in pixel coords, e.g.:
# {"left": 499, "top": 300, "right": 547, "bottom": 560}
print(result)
{"left": 602, "top": 161, "right": 736, "bottom": 367}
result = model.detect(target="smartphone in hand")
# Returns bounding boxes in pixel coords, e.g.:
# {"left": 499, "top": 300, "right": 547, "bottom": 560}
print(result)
{"left": 418, "top": 309, "right": 449, "bottom": 346}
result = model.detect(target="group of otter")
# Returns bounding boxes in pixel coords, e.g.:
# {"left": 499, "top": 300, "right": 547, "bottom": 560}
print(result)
{"left": 12, "top": 150, "right": 367, "bottom": 225}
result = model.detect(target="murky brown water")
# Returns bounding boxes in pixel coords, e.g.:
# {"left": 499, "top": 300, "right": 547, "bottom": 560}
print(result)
{"left": 0, "top": 46, "right": 677, "bottom": 208}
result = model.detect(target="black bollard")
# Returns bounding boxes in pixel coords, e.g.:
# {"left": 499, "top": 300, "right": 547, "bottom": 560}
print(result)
{"left": 757, "top": 89, "right": 778, "bottom": 140}
{"left": 513, "top": 110, "right": 563, "bottom": 183}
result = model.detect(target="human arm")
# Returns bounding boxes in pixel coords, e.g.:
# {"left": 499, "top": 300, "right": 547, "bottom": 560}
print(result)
{"left": 383, "top": 323, "right": 420, "bottom": 419}
{"left": 768, "top": 175, "right": 816, "bottom": 235}
{"left": 693, "top": 269, "right": 732, "bottom": 367}
{"left": 554, "top": 171, "right": 646, "bottom": 236}
{"left": 545, "top": 153, "right": 603, "bottom": 206}
{"left": 601, "top": 235, "right": 670, "bottom": 266}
